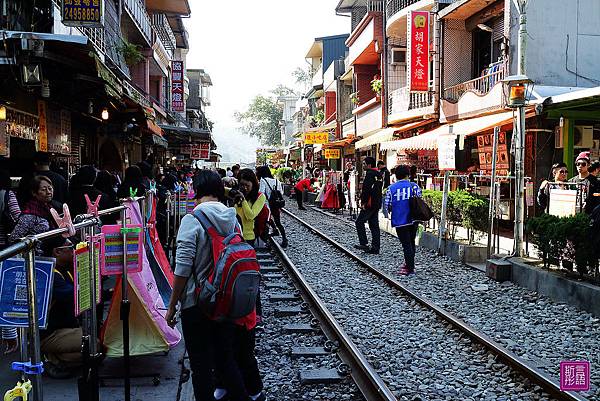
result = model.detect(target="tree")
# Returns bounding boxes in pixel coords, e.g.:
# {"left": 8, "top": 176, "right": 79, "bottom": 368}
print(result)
{"left": 270, "top": 84, "right": 297, "bottom": 97}
{"left": 292, "top": 66, "right": 311, "bottom": 91}
{"left": 235, "top": 95, "right": 283, "bottom": 146}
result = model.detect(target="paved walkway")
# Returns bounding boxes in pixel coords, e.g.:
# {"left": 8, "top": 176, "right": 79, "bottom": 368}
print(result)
{"left": 0, "top": 341, "right": 185, "bottom": 400}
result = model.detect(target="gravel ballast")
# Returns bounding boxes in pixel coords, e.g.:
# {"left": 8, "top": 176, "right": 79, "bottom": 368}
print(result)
{"left": 256, "top": 257, "right": 366, "bottom": 401}
{"left": 281, "top": 204, "right": 599, "bottom": 400}
{"left": 279, "top": 217, "right": 556, "bottom": 401}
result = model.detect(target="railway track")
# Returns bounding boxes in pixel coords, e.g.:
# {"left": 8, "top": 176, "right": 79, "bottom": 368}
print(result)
{"left": 273, "top": 207, "right": 588, "bottom": 401}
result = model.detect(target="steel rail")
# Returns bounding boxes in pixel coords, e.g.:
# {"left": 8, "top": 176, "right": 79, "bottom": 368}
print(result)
{"left": 282, "top": 208, "right": 587, "bottom": 401}
{"left": 270, "top": 239, "right": 398, "bottom": 401}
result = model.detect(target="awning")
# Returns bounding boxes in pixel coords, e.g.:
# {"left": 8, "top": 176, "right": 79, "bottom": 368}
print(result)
{"left": 305, "top": 121, "right": 337, "bottom": 133}
{"left": 0, "top": 31, "right": 89, "bottom": 45}
{"left": 380, "top": 110, "right": 530, "bottom": 151}
{"left": 391, "top": 119, "right": 435, "bottom": 133}
{"left": 355, "top": 128, "right": 396, "bottom": 150}
{"left": 322, "top": 137, "right": 356, "bottom": 149}
{"left": 381, "top": 130, "right": 440, "bottom": 151}
{"left": 144, "top": 119, "right": 163, "bottom": 136}
{"left": 159, "top": 124, "right": 211, "bottom": 141}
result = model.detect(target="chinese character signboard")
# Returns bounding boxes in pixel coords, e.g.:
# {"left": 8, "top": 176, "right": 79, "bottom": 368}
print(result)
{"left": 191, "top": 142, "right": 210, "bottom": 160}
{"left": 62, "top": 0, "right": 103, "bottom": 27}
{"left": 477, "top": 132, "right": 509, "bottom": 177}
{"left": 560, "top": 361, "right": 590, "bottom": 392}
{"left": 407, "top": 11, "right": 430, "bottom": 93}
{"left": 37, "top": 101, "right": 48, "bottom": 152}
{"left": 171, "top": 61, "right": 185, "bottom": 112}
{"left": 437, "top": 134, "right": 456, "bottom": 170}
{"left": 303, "top": 132, "right": 329, "bottom": 145}
{"left": 324, "top": 149, "right": 341, "bottom": 159}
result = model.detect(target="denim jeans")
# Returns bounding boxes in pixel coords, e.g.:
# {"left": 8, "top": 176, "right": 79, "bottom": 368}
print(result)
{"left": 396, "top": 224, "right": 418, "bottom": 271}
{"left": 355, "top": 208, "right": 380, "bottom": 251}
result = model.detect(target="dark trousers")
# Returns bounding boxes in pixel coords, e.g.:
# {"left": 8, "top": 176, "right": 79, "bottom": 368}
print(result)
{"left": 355, "top": 208, "right": 380, "bottom": 251}
{"left": 213, "top": 323, "right": 263, "bottom": 401}
{"left": 271, "top": 209, "right": 287, "bottom": 240}
{"left": 180, "top": 307, "right": 216, "bottom": 401}
{"left": 295, "top": 190, "right": 304, "bottom": 209}
{"left": 396, "top": 224, "right": 418, "bottom": 271}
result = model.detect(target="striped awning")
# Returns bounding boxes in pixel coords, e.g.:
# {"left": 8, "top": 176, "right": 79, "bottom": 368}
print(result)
{"left": 355, "top": 128, "right": 396, "bottom": 150}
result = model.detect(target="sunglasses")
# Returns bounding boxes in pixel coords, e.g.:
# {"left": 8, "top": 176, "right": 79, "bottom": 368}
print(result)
{"left": 576, "top": 162, "right": 588, "bottom": 167}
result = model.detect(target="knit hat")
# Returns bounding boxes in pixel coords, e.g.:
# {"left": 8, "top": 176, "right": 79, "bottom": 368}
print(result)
{"left": 576, "top": 151, "right": 590, "bottom": 163}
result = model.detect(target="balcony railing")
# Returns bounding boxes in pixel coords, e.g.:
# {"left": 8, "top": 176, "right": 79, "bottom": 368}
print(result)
{"left": 151, "top": 13, "right": 177, "bottom": 51}
{"left": 124, "top": 0, "right": 153, "bottom": 46}
{"left": 368, "top": 0, "right": 384, "bottom": 12}
{"left": 443, "top": 60, "right": 507, "bottom": 102}
{"left": 386, "top": 0, "right": 423, "bottom": 18}
{"left": 388, "top": 85, "right": 433, "bottom": 116}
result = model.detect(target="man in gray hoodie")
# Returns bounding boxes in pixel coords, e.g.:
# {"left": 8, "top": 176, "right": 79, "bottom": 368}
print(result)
{"left": 165, "top": 170, "right": 265, "bottom": 401}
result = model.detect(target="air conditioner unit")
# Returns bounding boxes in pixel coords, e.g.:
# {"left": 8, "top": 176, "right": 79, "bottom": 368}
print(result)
{"left": 391, "top": 48, "right": 407, "bottom": 65}
{"left": 574, "top": 125, "right": 593, "bottom": 148}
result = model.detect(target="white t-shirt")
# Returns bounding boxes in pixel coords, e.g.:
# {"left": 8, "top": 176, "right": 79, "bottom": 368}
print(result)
{"left": 259, "top": 177, "right": 281, "bottom": 199}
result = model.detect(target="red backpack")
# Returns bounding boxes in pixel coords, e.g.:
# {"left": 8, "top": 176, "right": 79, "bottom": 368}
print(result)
{"left": 192, "top": 210, "right": 261, "bottom": 322}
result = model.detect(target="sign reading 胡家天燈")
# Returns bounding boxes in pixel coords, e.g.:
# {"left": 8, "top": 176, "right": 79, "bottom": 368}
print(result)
{"left": 171, "top": 61, "right": 185, "bottom": 112}
{"left": 303, "top": 132, "right": 329, "bottom": 145}
{"left": 407, "top": 10, "right": 430, "bottom": 93}
{"left": 62, "top": 0, "right": 103, "bottom": 28}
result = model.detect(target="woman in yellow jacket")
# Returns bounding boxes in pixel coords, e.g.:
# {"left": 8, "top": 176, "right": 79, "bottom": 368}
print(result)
{"left": 234, "top": 169, "right": 267, "bottom": 247}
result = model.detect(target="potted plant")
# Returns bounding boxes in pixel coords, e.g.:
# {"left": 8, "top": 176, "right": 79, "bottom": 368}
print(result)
{"left": 349, "top": 91, "right": 360, "bottom": 106}
{"left": 371, "top": 78, "right": 383, "bottom": 98}
{"left": 118, "top": 40, "right": 144, "bottom": 66}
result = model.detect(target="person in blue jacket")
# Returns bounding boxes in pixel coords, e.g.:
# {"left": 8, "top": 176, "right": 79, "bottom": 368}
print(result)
{"left": 384, "top": 165, "right": 422, "bottom": 275}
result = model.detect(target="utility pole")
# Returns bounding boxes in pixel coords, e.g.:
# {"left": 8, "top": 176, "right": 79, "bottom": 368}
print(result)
{"left": 512, "top": 0, "right": 528, "bottom": 257}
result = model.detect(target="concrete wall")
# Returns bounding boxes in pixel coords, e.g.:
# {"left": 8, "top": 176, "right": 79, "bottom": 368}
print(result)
{"left": 511, "top": 0, "right": 600, "bottom": 87}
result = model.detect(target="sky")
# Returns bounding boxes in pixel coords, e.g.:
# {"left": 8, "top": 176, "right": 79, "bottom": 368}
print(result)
{"left": 185, "top": 0, "right": 349, "bottom": 163}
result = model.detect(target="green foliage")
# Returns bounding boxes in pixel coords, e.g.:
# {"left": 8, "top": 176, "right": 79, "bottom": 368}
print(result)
{"left": 422, "top": 190, "right": 489, "bottom": 243}
{"left": 527, "top": 213, "right": 594, "bottom": 276}
{"left": 235, "top": 95, "right": 283, "bottom": 146}
{"left": 314, "top": 110, "right": 325, "bottom": 124}
{"left": 118, "top": 40, "right": 144, "bottom": 66}
{"left": 371, "top": 79, "right": 383, "bottom": 95}
{"left": 349, "top": 91, "right": 360, "bottom": 105}
{"left": 274, "top": 167, "right": 292, "bottom": 182}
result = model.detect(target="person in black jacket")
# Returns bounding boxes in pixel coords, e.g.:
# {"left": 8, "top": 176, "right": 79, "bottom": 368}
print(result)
{"left": 354, "top": 157, "right": 383, "bottom": 254}
{"left": 377, "top": 160, "right": 391, "bottom": 190}
{"left": 69, "top": 166, "right": 117, "bottom": 221}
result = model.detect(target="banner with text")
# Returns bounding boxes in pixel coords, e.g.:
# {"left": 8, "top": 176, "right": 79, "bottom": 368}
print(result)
{"left": 407, "top": 11, "right": 430, "bottom": 93}
{"left": 303, "top": 132, "right": 329, "bottom": 145}
{"left": 62, "top": 0, "right": 103, "bottom": 27}
{"left": 324, "top": 148, "right": 341, "bottom": 159}
{"left": 171, "top": 61, "right": 185, "bottom": 112}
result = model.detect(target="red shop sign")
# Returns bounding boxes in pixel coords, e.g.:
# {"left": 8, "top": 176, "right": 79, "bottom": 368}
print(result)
{"left": 407, "top": 11, "right": 430, "bottom": 93}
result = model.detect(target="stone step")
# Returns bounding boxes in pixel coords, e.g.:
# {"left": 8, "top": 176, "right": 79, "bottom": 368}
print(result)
{"left": 269, "top": 293, "right": 299, "bottom": 302}
{"left": 291, "top": 347, "right": 328, "bottom": 358}
{"left": 299, "top": 369, "right": 343, "bottom": 385}
{"left": 284, "top": 324, "right": 318, "bottom": 334}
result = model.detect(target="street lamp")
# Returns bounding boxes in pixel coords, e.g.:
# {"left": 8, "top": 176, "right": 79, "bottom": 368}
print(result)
{"left": 101, "top": 108, "right": 109, "bottom": 120}
{"left": 502, "top": 74, "right": 533, "bottom": 257}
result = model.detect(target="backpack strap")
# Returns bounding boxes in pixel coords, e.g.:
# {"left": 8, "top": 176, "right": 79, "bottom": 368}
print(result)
{"left": 192, "top": 209, "right": 240, "bottom": 247}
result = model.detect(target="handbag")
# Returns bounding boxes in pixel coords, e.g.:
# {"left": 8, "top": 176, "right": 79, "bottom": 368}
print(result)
{"left": 409, "top": 184, "right": 434, "bottom": 222}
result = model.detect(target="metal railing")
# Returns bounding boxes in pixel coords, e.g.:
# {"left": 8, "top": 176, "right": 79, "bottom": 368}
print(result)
{"left": 123, "top": 0, "right": 153, "bottom": 46}
{"left": 368, "top": 0, "right": 384, "bottom": 12}
{"left": 388, "top": 85, "right": 433, "bottom": 115}
{"left": 151, "top": 13, "right": 176, "bottom": 51}
{"left": 386, "top": 0, "right": 423, "bottom": 18}
{"left": 79, "top": 27, "right": 106, "bottom": 54}
{"left": 444, "top": 61, "right": 508, "bottom": 102}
